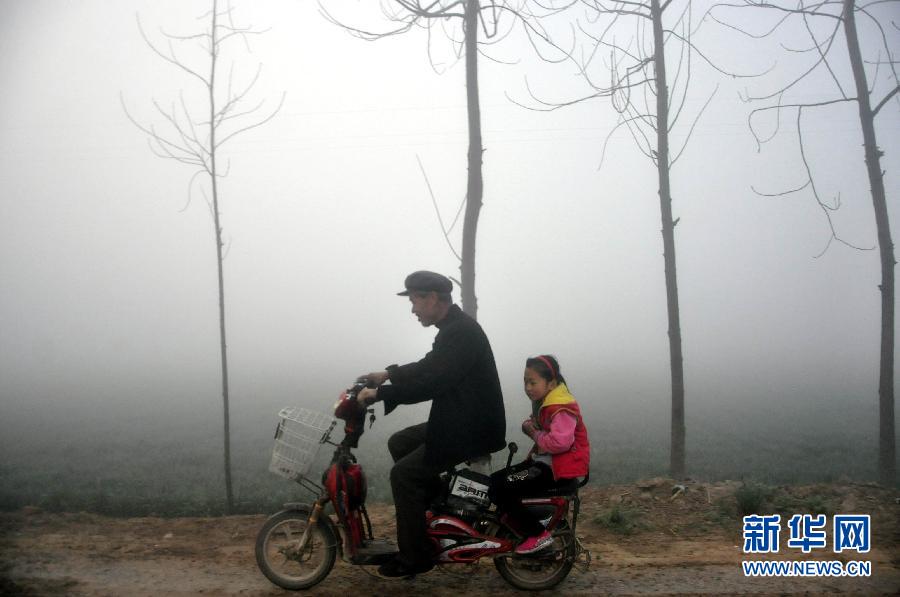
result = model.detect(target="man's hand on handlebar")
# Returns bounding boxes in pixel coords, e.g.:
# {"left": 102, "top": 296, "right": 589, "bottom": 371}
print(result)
{"left": 363, "top": 370, "right": 390, "bottom": 387}
{"left": 357, "top": 387, "right": 379, "bottom": 407}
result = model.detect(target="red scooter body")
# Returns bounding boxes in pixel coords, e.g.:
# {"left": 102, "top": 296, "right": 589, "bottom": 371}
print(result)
{"left": 428, "top": 512, "right": 515, "bottom": 562}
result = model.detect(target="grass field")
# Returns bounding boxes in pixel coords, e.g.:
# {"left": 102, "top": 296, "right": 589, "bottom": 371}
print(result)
{"left": 0, "top": 396, "right": 894, "bottom": 517}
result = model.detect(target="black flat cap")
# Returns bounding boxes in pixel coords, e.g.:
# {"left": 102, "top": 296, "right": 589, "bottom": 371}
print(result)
{"left": 397, "top": 270, "right": 453, "bottom": 296}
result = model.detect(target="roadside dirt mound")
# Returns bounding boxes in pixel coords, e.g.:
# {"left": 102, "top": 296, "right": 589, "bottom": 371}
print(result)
{"left": 2, "top": 481, "right": 898, "bottom": 595}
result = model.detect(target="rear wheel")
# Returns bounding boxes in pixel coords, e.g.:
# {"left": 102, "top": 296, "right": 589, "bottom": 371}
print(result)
{"left": 494, "top": 522, "right": 576, "bottom": 591}
{"left": 255, "top": 508, "right": 337, "bottom": 590}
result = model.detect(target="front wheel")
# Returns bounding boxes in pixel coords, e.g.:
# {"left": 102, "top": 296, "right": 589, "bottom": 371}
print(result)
{"left": 255, "top": 507, "right": 338, "bottom": 590}
{"left": 494, "top": 522, "right": 576, "bottom": 591}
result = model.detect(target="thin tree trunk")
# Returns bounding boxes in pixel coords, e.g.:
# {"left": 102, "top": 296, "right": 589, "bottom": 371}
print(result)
{"left": 843, "top": 0, "right": 896, "bottom": 486}
{"left": 651, "top": 0, "right": 686, "bottom": 479}
{"left": 461, "top": 0, "right": 483, "bottom": 319}
{"left": 209, "top": 1, "right": 234, "bottom": 511}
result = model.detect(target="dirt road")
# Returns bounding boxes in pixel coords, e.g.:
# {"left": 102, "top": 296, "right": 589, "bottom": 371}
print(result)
{"left": 2, "top": 481, "right": 898, "bottom": 596}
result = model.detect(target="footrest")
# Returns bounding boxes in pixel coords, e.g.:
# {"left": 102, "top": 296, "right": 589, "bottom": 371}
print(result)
{"left": 351, "top": 539, "right": 398, "bottom": 565}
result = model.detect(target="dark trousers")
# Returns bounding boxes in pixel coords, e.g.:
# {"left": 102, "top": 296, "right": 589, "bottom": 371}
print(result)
{"left": 489, "top": 460, "right": 558, "bottom": 536}
{"left": 387, "top": 422, "right": 447, "bottom": 567}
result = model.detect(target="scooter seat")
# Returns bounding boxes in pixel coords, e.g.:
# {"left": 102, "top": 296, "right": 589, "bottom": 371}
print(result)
{"left": 465, "top": 454, "right": 492, "bottom": 475}
{"left": 522, "top": 478, "right": 580, "bottom": 497}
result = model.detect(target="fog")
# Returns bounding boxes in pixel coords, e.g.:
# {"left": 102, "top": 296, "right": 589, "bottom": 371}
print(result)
{"left": 1, "top": 0, "right": 899, "bottom": 499}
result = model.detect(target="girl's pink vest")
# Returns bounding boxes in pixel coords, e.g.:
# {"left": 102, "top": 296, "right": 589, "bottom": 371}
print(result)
{"left": 539, "top": 398, "right": 591, "bottom": 480}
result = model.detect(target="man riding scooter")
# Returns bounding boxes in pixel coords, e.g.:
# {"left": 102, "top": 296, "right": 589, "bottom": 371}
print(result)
{"left": 357, "top": 270, "right": 507, "bottom": 578}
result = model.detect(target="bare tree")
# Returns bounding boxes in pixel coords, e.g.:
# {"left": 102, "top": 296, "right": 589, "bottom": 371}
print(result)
{"left": 518, "top": 0, "right": 745, "bottom": 478}
{"left": 711, "top": 0, "right": 899, "bottom": 485}
{"left": 321, "top": 0, "right": 567, "bottom": 319}
{"left": 122, "top": 0, "right": 284, "bottom": 511}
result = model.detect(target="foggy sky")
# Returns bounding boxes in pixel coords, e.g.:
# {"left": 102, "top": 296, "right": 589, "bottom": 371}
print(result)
{"left": 1, "top": 0, "right": 899, "bottom": 450}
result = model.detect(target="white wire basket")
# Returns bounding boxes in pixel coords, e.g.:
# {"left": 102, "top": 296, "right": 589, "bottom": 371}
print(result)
{"left": 268, "top": 407, "right": 336, "bottom": 482}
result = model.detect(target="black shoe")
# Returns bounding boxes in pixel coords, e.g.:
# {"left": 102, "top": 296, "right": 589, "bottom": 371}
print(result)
{"left": 377, "top": 557, "right": 434, "bottom": 578}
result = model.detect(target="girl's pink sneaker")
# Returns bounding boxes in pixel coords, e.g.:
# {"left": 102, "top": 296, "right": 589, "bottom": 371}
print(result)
{"left": 514, "top": 530, "right": 553, "bottom": 554}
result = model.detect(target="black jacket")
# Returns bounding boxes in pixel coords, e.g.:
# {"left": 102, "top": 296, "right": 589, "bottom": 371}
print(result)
{"left": 378, "top": 304, "right": 506, "bottom": 466}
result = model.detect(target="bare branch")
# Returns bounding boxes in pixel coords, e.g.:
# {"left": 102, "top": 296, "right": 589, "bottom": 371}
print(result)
{"left": 180, "top": 169, "right": 207, "bottom": 212}
{"left": 447, "top": 190, "right": 468, "bottom": 234}
{"left": 718, "top": 0, "right": 893, "bottom": 266}
{"left": 872, "top": 84, "right": 900, "bottom": 115}
{"left": 756, "top": 108, "right": 873, "bottom": 259}
{"left": 664, "top": 27, "right": 775, "bottom": 77}
{"left": 800, "top": 5, "right": 848, "bottom": 97}
{"left": 318, "top": 2, "right": 421, "bottom": 40}
{"left": 216, "top": 91, "right": 286, "bottom": 149}
{"left": 214, "top": 63, "right": 263, "bottom": 126}
{"left": 126, "top": 4, "right": 284, "bottom": 181}
{"left": 859, "top": 0, "right": 900, "bottom": 8}
{"left": 747, "top": 95, "right": 855, "bottom": 150}
{"left": 751, "top": 179, "right": 812, "bottom": 196}
{"left": 416, "top": 154, "right": 462, "bottom": 262}
{"left": 152, "top": 99, "right": 206, "bottom": 157}
{"left": 858, "top": 5, "right": 900, "bottom": 107}
{"left": 743, "top": 14, "right": 844, "bottom": 101}
{"left": 121, "top": 93, "right": 206, "bottom": 167}
{"left": 705, "top": 2, "right": 805, "bottom": 38}
{"left": 136, "top": 14, "right": 210, "bottom": 87}
{"left": 670, "top": 83, "right": 718, "bottom": 165}
{"left": 398, "top": 0, "right": 466, "bottom": 18}
{"left": 621, "top": 107, "right": 657, "bottom": 160}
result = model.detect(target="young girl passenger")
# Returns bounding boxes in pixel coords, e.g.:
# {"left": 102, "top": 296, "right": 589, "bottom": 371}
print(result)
{"left": 489, "top": 355, "right": 591, "bottom": 554}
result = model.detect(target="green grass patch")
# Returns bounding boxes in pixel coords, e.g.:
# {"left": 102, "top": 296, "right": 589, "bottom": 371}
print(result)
{"left": 594, "top": 505, "right": 646, "bottom": 535}
{"left": 771, "top": 490, "right": 838, "bottom": 517}
{"left": 734, "top": 483, "right": 774, "bottom": 516}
